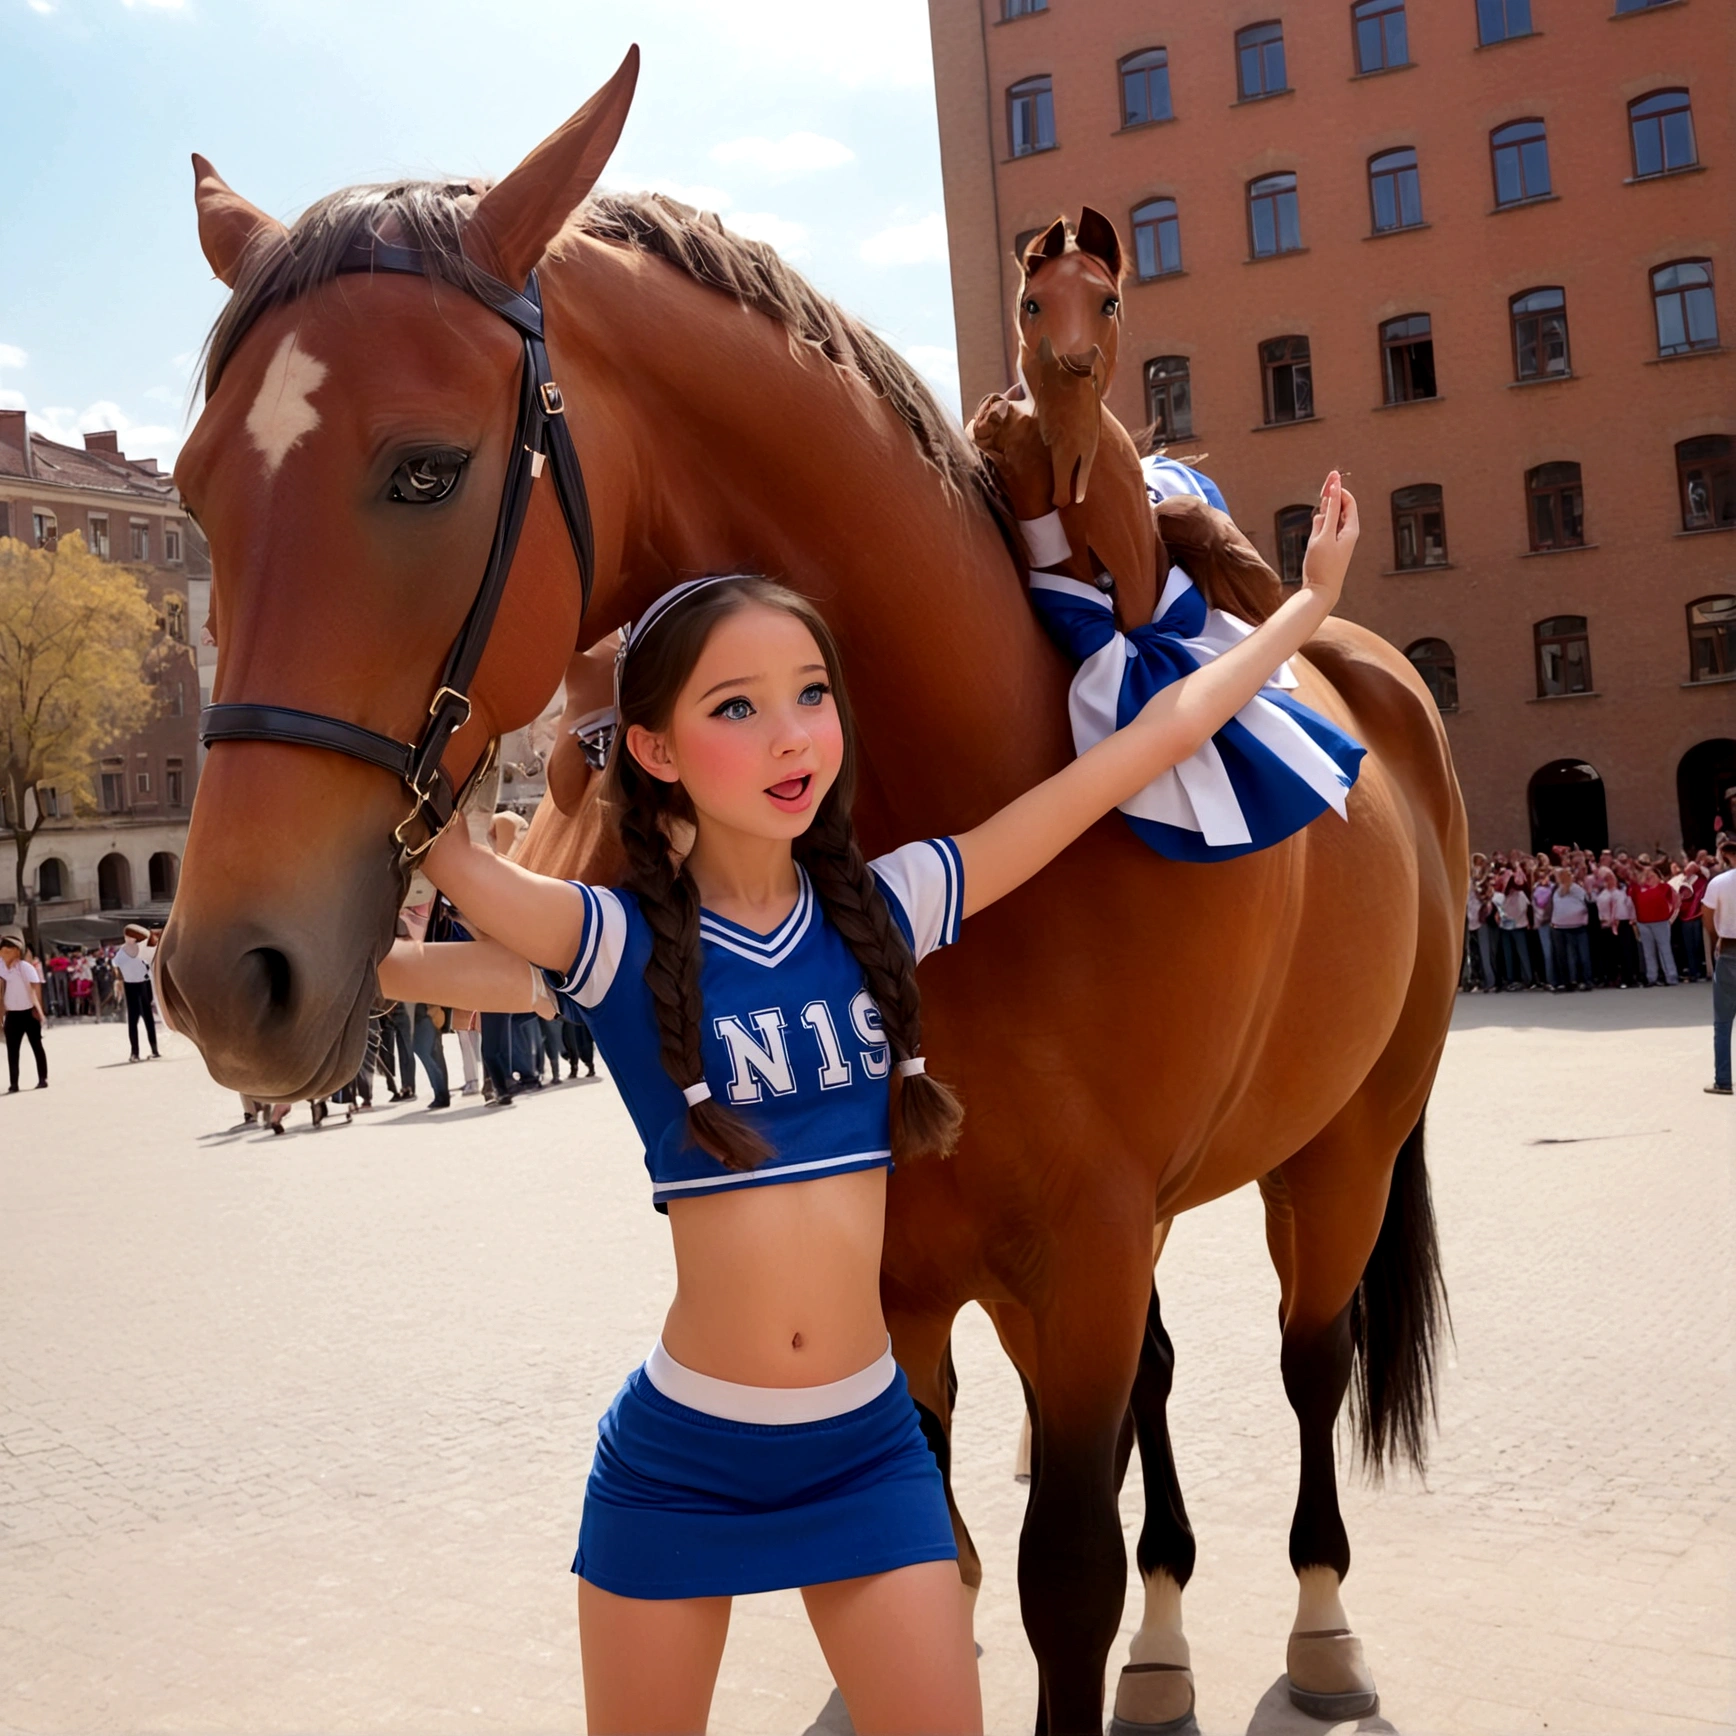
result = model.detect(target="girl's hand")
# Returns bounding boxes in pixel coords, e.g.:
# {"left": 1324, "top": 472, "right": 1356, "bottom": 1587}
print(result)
{"left": 1302, "top": 471, "right": 1357, "bottom": 605}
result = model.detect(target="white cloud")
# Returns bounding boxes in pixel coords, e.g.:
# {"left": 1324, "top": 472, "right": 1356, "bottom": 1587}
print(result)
{"left": 710, "top": 133, "right": 854, "bottom": 177}
{"left": 25, "top": 0, "right": 56, "bottom": 13}
{"left": 859, "top": 211, "right": 948, "bottom": 268}
{"left": 0, "top": 343, "right": 27, "bottom": 371}
{"left": 614, "top": 175, "right": 736, "bottom": 214}
{"left": 10, "top": 396, "right": 182, "bottom": 466}
{"left": 724, "top": 210, "right": 809, "bottom": 258}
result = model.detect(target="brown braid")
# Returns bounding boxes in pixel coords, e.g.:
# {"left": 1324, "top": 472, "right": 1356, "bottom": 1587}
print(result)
{"left": 601, "top": 573, "right": 963, "bottom": 1172}
{"left": 612, "top": 742, "right": 773, "bottom": 1172}
{"left": 795, "top": 802, "right": 965, "bottom": 1161}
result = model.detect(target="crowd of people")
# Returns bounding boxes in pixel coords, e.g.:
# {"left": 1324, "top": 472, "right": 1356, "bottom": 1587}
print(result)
{"left": 1463, "top": 841, "right": 1726, "bottom": 993}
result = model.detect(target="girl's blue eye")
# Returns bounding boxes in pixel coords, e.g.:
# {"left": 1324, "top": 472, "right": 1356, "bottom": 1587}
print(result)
{"left": 713, "top": 697, "right": 755, "bottom": 722}
{"left": 798, "top": 682, "right": 830, "bottom": 707}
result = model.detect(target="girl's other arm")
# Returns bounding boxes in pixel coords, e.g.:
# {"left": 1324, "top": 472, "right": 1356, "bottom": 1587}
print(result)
{"left": 419, "top": 823, "right": 588, "bottom": 971}
{"left": 378, "top": 934, "right": 556, "bottom": 1015}
{"left": 956, "top": 472, "right": 1358, "bottom": 919}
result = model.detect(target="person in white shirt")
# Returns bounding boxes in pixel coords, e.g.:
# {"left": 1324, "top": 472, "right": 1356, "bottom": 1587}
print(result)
{"left": 1595, "top": 870, "right": 1640, "bottom": 988}
{"left": 1548, "top": 868, "right": 1593, "bottom": 991}
{"left": 113, "top": 922, "right": 160, "bottom": 1062}
{"left": 1700, "top": 838, "right": 1736, "bottom": 1094}
{"left": 1, "top": 934, "right": 48, "bottom": 1091}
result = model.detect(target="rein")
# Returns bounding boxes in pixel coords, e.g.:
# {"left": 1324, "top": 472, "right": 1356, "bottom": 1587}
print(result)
{"left": 198, "top": 238, "right": 596, "bottom": 862}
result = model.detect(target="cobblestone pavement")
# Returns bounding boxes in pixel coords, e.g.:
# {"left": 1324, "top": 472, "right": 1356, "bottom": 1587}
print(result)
{"left": 2, "top": 987, "right": 1730, "bottom": 1736}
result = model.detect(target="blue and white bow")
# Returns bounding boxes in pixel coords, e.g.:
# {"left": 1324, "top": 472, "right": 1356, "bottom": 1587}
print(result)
{"left": 1028, "top": 565, "right": 1364, "bottom": 863}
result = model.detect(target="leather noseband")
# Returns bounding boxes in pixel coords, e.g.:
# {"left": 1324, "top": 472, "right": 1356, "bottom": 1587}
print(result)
{"left": 199, "top": 238, "right": 595, "bottom": 862}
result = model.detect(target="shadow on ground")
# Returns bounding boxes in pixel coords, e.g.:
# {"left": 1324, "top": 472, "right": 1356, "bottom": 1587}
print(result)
{"left": 1449, "top": 980, "right": 1709, "bottom": 1033}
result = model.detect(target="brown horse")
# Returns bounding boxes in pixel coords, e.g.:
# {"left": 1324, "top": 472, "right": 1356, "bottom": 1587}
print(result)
{"left": 161, "top": 52, "right": 1465, "bottom": 1734}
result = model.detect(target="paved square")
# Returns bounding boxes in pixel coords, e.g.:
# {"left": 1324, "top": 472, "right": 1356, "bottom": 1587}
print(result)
{"left": 2, "top": 988, "right": 1730, "bottom": 1734}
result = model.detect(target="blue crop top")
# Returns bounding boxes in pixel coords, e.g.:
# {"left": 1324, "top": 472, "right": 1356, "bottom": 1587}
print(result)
{"left": 540, "top": 838, "right": 965, "bottom": 1207}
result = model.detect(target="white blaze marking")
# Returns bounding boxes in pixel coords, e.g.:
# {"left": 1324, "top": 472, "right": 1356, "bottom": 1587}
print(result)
{"left": 244, "top": 333, "right": 327, "bottom": 477}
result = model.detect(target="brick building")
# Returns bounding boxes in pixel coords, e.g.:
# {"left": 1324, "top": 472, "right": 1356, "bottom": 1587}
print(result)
{"left": 929, "top": 0, "right": 1734, "bottom": 853}
{"left": 0, "top": 409, "right": 209, "bottom": 939}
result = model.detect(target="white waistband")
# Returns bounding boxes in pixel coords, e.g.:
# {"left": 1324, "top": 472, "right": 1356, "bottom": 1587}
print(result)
{"left": 643, "top": 1338, "right": 897, "bottom": 1424}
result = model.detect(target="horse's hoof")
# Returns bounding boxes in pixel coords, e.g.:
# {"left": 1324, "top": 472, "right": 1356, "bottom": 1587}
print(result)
{"left": 1285, "top": 1628, "right": 1378, "bottom": 1721}
{"left": 1108, "top": 1661, "right": 1198, "bottom": 1736}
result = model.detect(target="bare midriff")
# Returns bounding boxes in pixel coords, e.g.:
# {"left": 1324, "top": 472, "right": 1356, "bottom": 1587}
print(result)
{"left": 661, "top": 1167, "right": 889, "bottom": 1387}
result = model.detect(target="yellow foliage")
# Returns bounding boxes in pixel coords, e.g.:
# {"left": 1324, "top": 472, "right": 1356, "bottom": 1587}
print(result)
{"left": 0, "top": 532, "right": 161, "bottom": 820}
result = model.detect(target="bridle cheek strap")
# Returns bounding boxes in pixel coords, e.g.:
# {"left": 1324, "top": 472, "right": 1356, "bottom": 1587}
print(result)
{"left": 198, "top": 239, "right": 595, "bottom": 863}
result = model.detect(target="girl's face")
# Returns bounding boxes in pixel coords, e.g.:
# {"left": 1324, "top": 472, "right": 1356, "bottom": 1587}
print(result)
{"left": 627, "top": 603, "right": 845, "bottom": 844}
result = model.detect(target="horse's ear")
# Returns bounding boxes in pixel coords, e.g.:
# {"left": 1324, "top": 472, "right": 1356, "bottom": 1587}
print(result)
{"left": 1075, "top": 206, "right": 1124, "bottom": 282}
{"left": 1020, "top": 217, "right": 1069, "bottom": 277}
{"left": 191, "top": 154, "right": 286, "bottom": 288}
{"left": 467, "top": 45, "right": 641, "bottom": 286}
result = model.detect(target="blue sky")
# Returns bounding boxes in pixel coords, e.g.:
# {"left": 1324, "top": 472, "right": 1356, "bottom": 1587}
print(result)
{"left": 0, "top": 0, "right": 960, "bottom": 468}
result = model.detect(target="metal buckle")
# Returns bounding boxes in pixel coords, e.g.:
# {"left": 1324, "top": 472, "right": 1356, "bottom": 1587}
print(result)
{"left": 428, "top": 684, "right": 472, "bottom": 727}
{"left": 539, "top": 381, "right": 565, "bottom": 416}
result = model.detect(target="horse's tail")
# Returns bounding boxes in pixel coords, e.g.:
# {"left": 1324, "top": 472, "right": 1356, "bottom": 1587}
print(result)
{"left": 1347, "top": 1107, "right": 1451, "bottom": 1479}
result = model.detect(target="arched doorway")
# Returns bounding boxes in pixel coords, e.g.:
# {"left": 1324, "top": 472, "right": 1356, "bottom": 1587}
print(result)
{"left": 1677, "top": 738, "right": 1736, "bottom": 853}
{"left": 97, "top": 853, "right": 133, "bottom": 910}
{"left": 1528, "top": 760, "right": 1608, "bottom": 854}
{"left": 148, "top": 851, "right": 179, "bottom": 901}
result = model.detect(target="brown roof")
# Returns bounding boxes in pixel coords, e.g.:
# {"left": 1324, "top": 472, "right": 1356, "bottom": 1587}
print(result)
{"left": 0, "top": 416, "right": 177, "bottom": 502}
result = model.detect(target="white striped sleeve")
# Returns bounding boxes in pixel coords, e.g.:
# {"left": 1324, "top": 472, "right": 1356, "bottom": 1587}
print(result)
{"left": 541, "top": 885, "right": 628, "bottom": 1012}
{"left": 869, "top": 838, "right": 965, "bottom": 964}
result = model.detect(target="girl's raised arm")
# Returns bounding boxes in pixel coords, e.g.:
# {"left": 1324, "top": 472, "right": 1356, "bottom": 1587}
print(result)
{"left": 956, "top": 471, "right": 1358, "bottom": 919}
{"left": 377, "top": 932, "right": 554, "bottom": 1014}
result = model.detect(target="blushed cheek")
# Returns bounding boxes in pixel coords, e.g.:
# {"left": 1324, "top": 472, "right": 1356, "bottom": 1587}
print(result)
{"left": 672, "top": 726, "right": 768, "bottom": 810}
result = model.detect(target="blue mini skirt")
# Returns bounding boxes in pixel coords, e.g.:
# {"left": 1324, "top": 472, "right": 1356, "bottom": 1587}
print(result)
{"left": 573, "top": 1362, "right": 957, "bottom": 1599}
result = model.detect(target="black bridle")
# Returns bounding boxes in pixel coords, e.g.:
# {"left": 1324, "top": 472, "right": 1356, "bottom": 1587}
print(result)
{"left": 198, "top": 239, "right": 596, "bottom": 862}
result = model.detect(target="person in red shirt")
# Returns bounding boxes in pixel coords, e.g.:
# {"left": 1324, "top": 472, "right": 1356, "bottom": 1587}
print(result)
{"left": 1631, "top": 866, "right": 1680, "bottom": 985}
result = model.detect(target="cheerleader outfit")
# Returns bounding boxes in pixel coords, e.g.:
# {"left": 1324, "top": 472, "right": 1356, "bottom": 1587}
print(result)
{"left": 1023, "top": 458, "right": 1366, "bottom": 863}
{"left": 539, "top": 839, "right": 965, "bottom": 1599}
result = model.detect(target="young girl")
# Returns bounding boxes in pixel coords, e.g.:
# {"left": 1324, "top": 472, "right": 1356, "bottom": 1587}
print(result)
{"left": 381, "top": 472, "right": 1358, "bottom": 1735}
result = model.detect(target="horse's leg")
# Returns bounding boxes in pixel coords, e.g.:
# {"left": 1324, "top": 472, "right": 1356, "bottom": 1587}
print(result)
{"left": 1018, "top": 1227, "right": 1152, "bottom": 1736}
{"left": 1260, "top": 1101, "right": 1445, "bottom": 1722}
{"left": 888, "top": 1306, "right": 984, "bottom": 1630}
{"left": 1109, "top": 1276, "right": 1199, "bottom": 1736}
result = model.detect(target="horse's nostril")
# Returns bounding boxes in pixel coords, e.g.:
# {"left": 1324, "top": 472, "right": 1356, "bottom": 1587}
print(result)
{"left": 249, "top": 946, "right": 294, "bottom": 1013}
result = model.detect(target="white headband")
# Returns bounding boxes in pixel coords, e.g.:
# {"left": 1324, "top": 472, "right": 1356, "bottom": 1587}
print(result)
{"left": 613, "top": 574, "right": 760, "bottom": 721}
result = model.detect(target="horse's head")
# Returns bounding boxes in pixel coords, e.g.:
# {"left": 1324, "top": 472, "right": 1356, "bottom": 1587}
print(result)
{"left": 160, "top": 50, "right": 641, "bottom": 1098}
{"left": 1014, "top": 210, "right": 1124, "bottom": 506}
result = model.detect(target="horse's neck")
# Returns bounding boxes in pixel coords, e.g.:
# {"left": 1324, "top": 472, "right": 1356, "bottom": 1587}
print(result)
{"left": 556, "top": 246, "right": 1074, "bottom": 844}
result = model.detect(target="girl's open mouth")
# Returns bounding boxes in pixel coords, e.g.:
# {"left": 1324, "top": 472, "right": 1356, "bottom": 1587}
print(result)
{"left": 765, "top": 774, "right": 813, "bottom": 811}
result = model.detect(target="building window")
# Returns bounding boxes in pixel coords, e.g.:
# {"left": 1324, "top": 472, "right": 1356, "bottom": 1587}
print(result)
{"left": 1008, "top": 76, "right": 1056, "bottom": 157}
{"left": 0, "top": 503, "right": 9, "bottom": 539}
{"left": 1381, "top": 313, "right": 1437, "bottom": 402}
{"left": 1247, "top": 173, "right": 1302, "bottom": 258}
{"left": 1491, "top": 119, "right": 1550, "bottom": 205}
{"left": 39, "top": 787, "right": 59, "bottom": 819}
{"left": 1143, "top": 356, "right": 1194, "bottom": 441}
{"left": 1510, "top": 287, "right": 1570, "bottom": 380}
{"left": 1527, "top": 462, "right": 1585, "bottom": 550}
{"left": 1353, "top": 0, "right": 1409, "bottom": 71}
{"left": 129, "top": 521, "right": 150, "bottom": 561}
{"left": 1652, "top": 261, "right": 1719, "bottom": 356}
{"left": 1131, "top": 198, "right": 1182, "bottom": 279}
{"left": 1687, "top": 596, "right": 1736, "bottom": 681}
{"left": 37, "top": 858, "right": 64, "bottom": 901}
{"left": 87, "top": 514, "right": 109, "bottom": 558}
{"left": 1120, "top": 49, "right": 1172, "bottom": 126}
{"left": 1535, "top": 616, "right": 1592, "bottom": 696}
{"left": 1677, "top": 436, "right": 1734, "bottom": 531}
{"left": 32, "top": 511, "right": 57, "bottom": 550}
{"left": 1260, "top": 336, "right": 1313, "bottom": 424}
{"left": 1236, "top": 22, "right": 1287, "bottom": 99}
{"left": 1276, "top": 505, "right": 1314, "bottom": 584}
{"left": 1477, "top": 0, "right": 1532, "bottom": 43}
{"left": 1629, "top": 89, "right": 1696, "bottom": 178}
{"left": 136, "top": 770, "right": 152, "bottom": 796}
{"left": 1368, "top": 147, "right": 1423, "bottom": 232}
{"left": 1003, "top": 0, "right": 1046, "bottom": 15}
{"left": 164, "top": 527, "right": 182, "bottom": 562}
{"left": 166, "top": 761, "right": 185, "bottom": 807}
{"left": 165, "top": 597, "right": 186, "bottom": 642}
{"left": 171, "top": 681, "right": 185, "bottom": 718}
{"left": 1392, "top": 484, "right": 1448, "bottom": 568}
{"left": 100, "top": 766, "right": 125, "bottom": 811}
{"left": 1406, "top": 639, "right": 1458, "bottom": 711}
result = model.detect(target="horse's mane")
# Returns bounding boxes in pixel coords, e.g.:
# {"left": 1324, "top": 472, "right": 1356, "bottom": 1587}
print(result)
{"left": 200, "top": 180, "right": 1012, "bottom": 535}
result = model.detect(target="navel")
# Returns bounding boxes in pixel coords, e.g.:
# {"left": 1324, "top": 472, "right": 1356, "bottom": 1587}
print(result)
{"left": 791, "top": 1332, "right": 805, "bottom": 1352}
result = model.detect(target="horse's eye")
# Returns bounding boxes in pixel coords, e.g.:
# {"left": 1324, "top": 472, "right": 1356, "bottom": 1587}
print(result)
{"left": 1022, "top": 298, "right": 1040, "bottom": 317}
{"left": 389, "top": 448, "right": 468, "bottom": 504}
{"left": 1103, "top": 297, "right": 1120, "bottom": 317}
